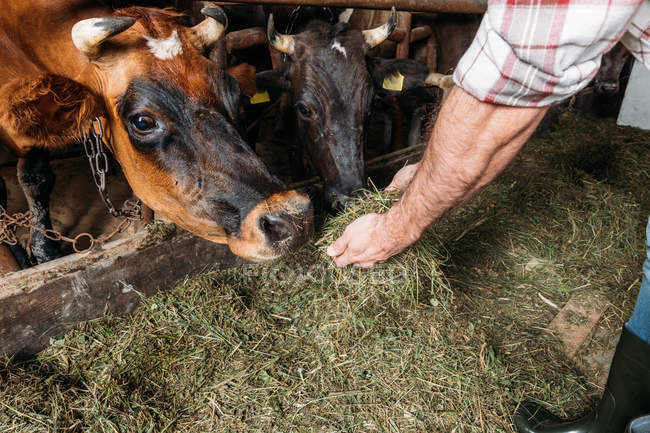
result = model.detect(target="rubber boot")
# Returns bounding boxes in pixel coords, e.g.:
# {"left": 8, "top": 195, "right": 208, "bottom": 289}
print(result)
{"left": 627, "top": 415, "right": 650, "bottom": 433}
{"left": 513, "top": 327, "right": 650, "bottom": 433}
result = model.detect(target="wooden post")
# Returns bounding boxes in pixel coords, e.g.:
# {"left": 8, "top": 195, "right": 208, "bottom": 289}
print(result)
{"left": 0, "top": 245, "right": 19, "bottom": 276}
{"left": 395, "top": 12, "right": 412, "bottom": 59}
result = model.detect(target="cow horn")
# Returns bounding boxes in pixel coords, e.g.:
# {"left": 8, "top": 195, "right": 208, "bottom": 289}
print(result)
{"left": 423, "top": 72, "right": 455, "bottom": 100}
{"left": 362, "top": 7, "right": 396, "bottom": 48}
{"left": 72, "top": 17, "right": 136, "bottom": 57}
{"left": 267, "top": 14, "right": 295, "bottom": 55}
{"left": 338, "top": 8, "right": 354, "bottom": 23}
{"left": 191, "top": 5, "right": 228, "bottom": 49}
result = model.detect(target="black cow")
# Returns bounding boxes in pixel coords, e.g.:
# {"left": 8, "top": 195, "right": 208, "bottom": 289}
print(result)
{"left": 256, "top": 8, "right": 447, "bottom": 210}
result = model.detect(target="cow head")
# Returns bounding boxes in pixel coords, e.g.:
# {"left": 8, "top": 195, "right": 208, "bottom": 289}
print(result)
{"left": 67, "top": 6, "right": 312, "bottom": 261}
{"left": 593, "top": 42, "right": 630, "bottom": 95}
{"left": 259, "top": 8, "right": 438, "bottom": 210}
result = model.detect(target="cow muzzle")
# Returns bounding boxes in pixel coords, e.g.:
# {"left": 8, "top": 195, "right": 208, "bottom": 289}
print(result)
{"left": 325, "top": 184, "right": 364, "bottom": 212}
{"left": 228, "top": 190, "right": 314, "bottom": 261}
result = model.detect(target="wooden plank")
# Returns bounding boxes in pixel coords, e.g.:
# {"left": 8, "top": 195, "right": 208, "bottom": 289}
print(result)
{"left": 546, "top": 292, "right": 610, "bottom": 359}
{"left": 0, "top": 227, "right": 243, "bottom": 358}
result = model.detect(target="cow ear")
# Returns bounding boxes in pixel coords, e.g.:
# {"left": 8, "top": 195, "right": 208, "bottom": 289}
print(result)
{"left": 368, "top": 58, "right": 431, "bottom": 92}
{"left": 0, "top": 73, "right": 102, "bottom": 149}
{"left": 251, "top": 68, "right": 291, "bottom": 106}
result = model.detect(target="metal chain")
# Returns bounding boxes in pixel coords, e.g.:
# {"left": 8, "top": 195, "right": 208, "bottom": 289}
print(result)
{"left": 0, "top": 204, "right": 133, "bottom": 253}
{"left": 82, "top": 117, "right": 142, "bottom": 221}
{"left": 0, "top": 117, "right": 143, "bottom": 255}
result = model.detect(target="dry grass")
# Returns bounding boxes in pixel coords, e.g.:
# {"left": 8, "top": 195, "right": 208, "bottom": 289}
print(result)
{"left": 1, "top": 112, "right": 649, "bottom": 432}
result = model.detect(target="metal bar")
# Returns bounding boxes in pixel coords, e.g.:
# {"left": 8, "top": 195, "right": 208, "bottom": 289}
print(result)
{"left": 226, "top": 27, "right": 267, "bottom": 52}
{"left": 387, "top": 28, "right": 406, "bottom": 42}
{"left": 410, "top": 25, "right": 432, "bottom": 43}
{"left": 425, "top": 30, "right": 438, "bottom": 70}
{"left": 213, "top": 0, "right": 486, "bottom": 14}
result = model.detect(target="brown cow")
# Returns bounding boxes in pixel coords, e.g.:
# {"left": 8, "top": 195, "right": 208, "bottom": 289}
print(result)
{"left": 0, "top": 1, "right": 313, "bottom": 263}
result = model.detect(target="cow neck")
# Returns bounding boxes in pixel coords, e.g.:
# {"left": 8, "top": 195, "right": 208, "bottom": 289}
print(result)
{"left": 0, "top": 1, "right": 111, "bottom": 80}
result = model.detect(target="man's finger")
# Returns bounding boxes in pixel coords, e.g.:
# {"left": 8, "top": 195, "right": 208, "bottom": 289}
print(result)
{"left": 333, "top": 249, "right": 353, "bottom": 267}
{"left": 385, "top": 182, "right": 400, "bottom": 191}
{"left": 327, "top": 232, "right": 350, "bottom": 257}
{"left": 386, "top": 175, "right": 405, "bottom": 191}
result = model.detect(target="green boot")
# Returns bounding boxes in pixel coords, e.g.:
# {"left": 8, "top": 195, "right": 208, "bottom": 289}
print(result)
{"left": 513, "top": 328, "right": 650, "bottom": 433}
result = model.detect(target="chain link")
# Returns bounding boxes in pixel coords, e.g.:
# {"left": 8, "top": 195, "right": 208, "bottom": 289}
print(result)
{"left": 82, "top": 118, "right": 142, "bottom": 221}
{"left": 0, "top": 117, "right": 143, "bottom": 255}
{"left": 0, "top": 204, "right": 134, "bottom": 253}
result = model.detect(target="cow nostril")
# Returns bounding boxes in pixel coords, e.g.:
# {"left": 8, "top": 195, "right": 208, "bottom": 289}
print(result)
{"left": 330, "top": 195, "right": 351, "bottom": 212}
{"left": 259, "top": 213, "right": 293, "bottom": 244}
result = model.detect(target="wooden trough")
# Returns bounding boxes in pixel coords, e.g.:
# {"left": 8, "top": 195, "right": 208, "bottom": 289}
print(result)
{"left": 0, "top": 145, "right": 424, "bottom": 358}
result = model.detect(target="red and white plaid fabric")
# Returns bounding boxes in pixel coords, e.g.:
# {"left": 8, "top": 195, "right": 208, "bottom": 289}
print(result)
{"left": 454, "top": 0, "right": 650, "bottom": 106}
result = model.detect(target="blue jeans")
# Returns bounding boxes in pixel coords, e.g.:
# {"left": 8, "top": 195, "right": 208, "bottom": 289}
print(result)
{"left": 626, "top": 216, "right": 650, "bottom": 344}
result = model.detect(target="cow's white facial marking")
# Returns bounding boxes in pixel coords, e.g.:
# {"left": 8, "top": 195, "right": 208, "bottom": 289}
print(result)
{"left": 144, "top": 30, "right": 183, "bottom": 60}
{"left": 331, "top": 40, "right": 347, "bottom": 58}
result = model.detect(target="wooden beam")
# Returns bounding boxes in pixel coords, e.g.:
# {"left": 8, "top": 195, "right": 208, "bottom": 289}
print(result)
{"left": 0, "top": 228, "right": 244, "bottom": 358}
{"left": 213, "top": 0, "right": 487, "bottom": 14}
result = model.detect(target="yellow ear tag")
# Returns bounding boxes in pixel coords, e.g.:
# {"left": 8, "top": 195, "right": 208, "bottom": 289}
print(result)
{"left": 250, "top": 90, "right": 271, "bottom": 104}
{"left": 382, "top": 70, "right": 404, "bottom": 91}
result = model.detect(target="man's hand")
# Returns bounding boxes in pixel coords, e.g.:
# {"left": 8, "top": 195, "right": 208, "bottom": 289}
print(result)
{"left": 326, "top": 211, "right": 418, "bottom": 268}
{"left": 327, "top": 87, "right": 548, "bottom": 270}
{"left": 326, "top": 163, "right": 421, "bottom": 268}
{"left": 386, "top": 162, "right": 420, "bottom": 191}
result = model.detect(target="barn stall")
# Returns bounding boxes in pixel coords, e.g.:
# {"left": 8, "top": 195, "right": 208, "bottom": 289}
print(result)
{"left": 1, "top": 0, "right": 648, "bottom": 432}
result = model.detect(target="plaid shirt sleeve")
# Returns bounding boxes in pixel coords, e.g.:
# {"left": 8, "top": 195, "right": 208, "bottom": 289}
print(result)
{"left": 620, "top": 1, "right": 650, "bottom": 65}
{"left": 454, "top": 0, "right": 645, "bottom": 107}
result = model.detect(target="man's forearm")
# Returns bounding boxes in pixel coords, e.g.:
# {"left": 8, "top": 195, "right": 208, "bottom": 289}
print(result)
{"left": 387, "top": 86, "right": 549, "bottom": 238}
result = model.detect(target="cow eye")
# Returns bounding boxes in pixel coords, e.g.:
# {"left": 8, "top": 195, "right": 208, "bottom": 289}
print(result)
{"left": 129, "top": 115, "right": 157, "bottom": 133}
{"left": 296, "top": 103, "right": 311, "bottom": 117}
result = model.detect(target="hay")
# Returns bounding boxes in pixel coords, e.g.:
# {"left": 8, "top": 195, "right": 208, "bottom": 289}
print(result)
{"left": 1, "top": 112, "right": 649, "bottom": 433}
